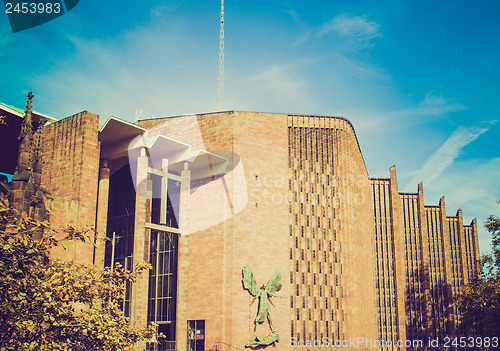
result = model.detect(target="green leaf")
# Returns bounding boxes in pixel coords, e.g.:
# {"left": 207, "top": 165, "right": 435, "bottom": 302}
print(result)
{"left": 0, "top": 202, "right": 150, "bottom": 349}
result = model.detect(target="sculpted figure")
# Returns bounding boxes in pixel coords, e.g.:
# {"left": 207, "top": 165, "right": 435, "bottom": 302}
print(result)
{"left": 245, "top": 330, "right": 280, "bottom": 347}
{"left": 242, "top": 265, "right": 283, "bottom": 328}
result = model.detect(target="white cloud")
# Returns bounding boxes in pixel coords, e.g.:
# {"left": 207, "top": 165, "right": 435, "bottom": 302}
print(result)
{"left": 343, "top": 93, "right": 469, "bottom": 141}
{"left": 284, "top": 9, "right": 313, "bottom": 46}
{"left": 250, "top": 64, "right": 305, "bottom": 96}
{"left": 407, "top": 124, "right": 492, "bottom": 188}
{"left": 333, "top": 53, "right": 388, "bottom": 81}
{"left": 318, "top": 14, "right": 381, "bottom": 45}
{"left": 233, "top": 62, "right": 313, "bottom": 113}
{"left": 30, "top": 25, "right": 219, "bottom": 120}
{"left": 416, "top": 92, "right": 466, "bottom": 115}
{"left": 385, "top": 93, "right": 466, "bottom": 120}
{"left": 149, "top": 3, "right": 181, "bottom": 19}
{"left": 285, "top": 9, "right": 304, "bottom": 27}
{"left": 349, "top": 93, "right": 468, "bottom": 138}
{"left": 33, "top": 23, "right": 318, "bottom": 119}
{"left": 286, "top": 11, "right": 381, "bottom": 49}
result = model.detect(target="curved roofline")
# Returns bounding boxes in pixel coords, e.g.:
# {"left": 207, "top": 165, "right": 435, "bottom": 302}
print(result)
{"left": 139, "top": 110, "right": 237, "bottom": 121}
{"left": 139, "top": 110, "right": 352, "bottom": 122}
{"left": 138, "top": 110, "right": 367, "bottom": 171}
{"left": 284, "top": 112, "right": 368, "bottom": 174}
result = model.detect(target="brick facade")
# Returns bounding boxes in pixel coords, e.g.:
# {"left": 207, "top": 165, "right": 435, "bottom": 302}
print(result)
{"left": 41, "top": 110, "right": 100, "bottom": 263}
{"left": 140, "top": 112, "right": 292, "bottom": 350}
{"left": 140, "top": 112, "right": 379, "bottom": 351}
{"left": 2, "top": 102, "right": 481, "bottom": 351}
{"left": 370, "top": 168, "right": 480, "bottom": 350}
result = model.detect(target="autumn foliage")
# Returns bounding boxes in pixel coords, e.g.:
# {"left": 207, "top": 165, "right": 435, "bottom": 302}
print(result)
{"left": 0, "top": 201, "right": 155, "bottom": 350}
{"left": 456, "top": 200, "right": 500, "bottom": 343}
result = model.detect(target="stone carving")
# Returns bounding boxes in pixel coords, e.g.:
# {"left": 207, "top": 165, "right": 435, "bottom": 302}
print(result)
{"left": 242, "top": 265, "right": 282, "bottom": 347}
{"left": 245, "top": 330, "right": 280, "bottom": 347}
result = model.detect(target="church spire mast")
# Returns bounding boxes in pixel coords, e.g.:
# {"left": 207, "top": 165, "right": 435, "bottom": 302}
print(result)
{"left": 217, "top": 0, "right": 225, "bottom": 110}
{"left": 10, "top": 91, "right": 48, "bottom": 221}
{"left": 14, "top": 91, "right": 35, "bottom": 180}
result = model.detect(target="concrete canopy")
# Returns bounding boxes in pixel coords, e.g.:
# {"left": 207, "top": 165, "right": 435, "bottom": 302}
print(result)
{"left": 98, "top": 116, "right": 227, "bottom": 181}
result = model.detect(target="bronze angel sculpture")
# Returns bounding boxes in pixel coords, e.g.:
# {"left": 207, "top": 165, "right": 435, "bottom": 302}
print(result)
{"left": 242, "top": 265, "right": 282, "bottom": 333}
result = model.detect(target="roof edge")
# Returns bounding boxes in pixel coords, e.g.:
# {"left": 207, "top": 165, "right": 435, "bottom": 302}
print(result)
{"left": 0, "top": 102, "right": 58, "bottom": 123}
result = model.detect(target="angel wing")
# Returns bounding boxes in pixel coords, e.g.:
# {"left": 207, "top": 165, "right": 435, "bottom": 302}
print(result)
{"left": 265, "top": 268, "right": 282, "bottom": 295}
{"left": 242, "top": 265, "right": 259, "bottom": 297}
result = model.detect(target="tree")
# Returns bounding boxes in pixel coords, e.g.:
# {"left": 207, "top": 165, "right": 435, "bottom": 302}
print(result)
{"left": 0, "top": 200, "right": 156, "bottom": 350}
{"left": 457, "top": 200, "right": 500, "bottom": 344}
{"left": 485, "top": 201, "right": 500, "bottom": 271}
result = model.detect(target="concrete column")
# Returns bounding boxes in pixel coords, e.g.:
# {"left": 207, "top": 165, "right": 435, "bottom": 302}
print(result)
{"left": 439, "top": 197, "right": 453, "bottom": 336}
{"left": 457, "top": 209, "right": 468, "bottom": 284}
{"left": 160, "top": 158, "right": 169, "bottom": 225}
{"left": 94, "top": 159, "right": 110, "bottom": 268}
{"left": 417, "top": 183, "right": 433, "bottom": 340}
{"left": 176, "top": 162, "right": 190, "bottom": 351}
{"left": 179, "top": 162, "right": 191, "bottom": 235}
{"left": 471, "top": 218, "right": 480, "bottom": 277}
{"left": 389, "top": 166, "right": 407, "bottom": 349}
{"left": 131, "top": 150, "right": 150, "bottom": 333}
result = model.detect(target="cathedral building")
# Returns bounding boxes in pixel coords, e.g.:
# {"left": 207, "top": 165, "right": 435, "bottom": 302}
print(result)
{"left": 0, "top": 96, "right": 479, "bottom": 351}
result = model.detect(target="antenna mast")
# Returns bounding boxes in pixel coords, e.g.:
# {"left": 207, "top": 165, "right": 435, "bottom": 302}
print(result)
{"left": 217, "top": 0, "right": 224, "bottom": 110}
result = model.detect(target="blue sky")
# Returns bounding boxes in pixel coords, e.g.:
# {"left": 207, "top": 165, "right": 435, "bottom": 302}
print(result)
{"left": 1, "top": 0, "right": 499, "bottom": 253}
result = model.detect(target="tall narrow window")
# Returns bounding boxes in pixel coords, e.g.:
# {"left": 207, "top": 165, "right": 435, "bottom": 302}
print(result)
{"left": 149, "top": 230, "right": 178, "bottom": 349}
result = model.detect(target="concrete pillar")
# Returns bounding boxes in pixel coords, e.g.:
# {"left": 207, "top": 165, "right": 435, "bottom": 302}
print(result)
{"left": 417, "top": 182, "right": 433, "bottom": 340}
{"left": 94, "top": 159, "right": 110, "bottom": 268}
{"left": 132, "top": 150, "right": 150, "bottom": 336}
{"left": 176, "top": 162, "right": 190, "bottom": 351}
{"left": 471, "top": 218, "right": 480, "bottom": 277}
{"left": 179, "top": 162, "right": 191, "bottom": 236}
{"left": 439, "top": 197, "right": 453, "bottom": 335}
{"left": 456, "top": 209, "right": 468, "bottom": 285}
{"left": 160, "top": 158, "right": 169, "bottom": 225}
{"left": 389, "top": 166, "right": 407, "bottom": 349}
